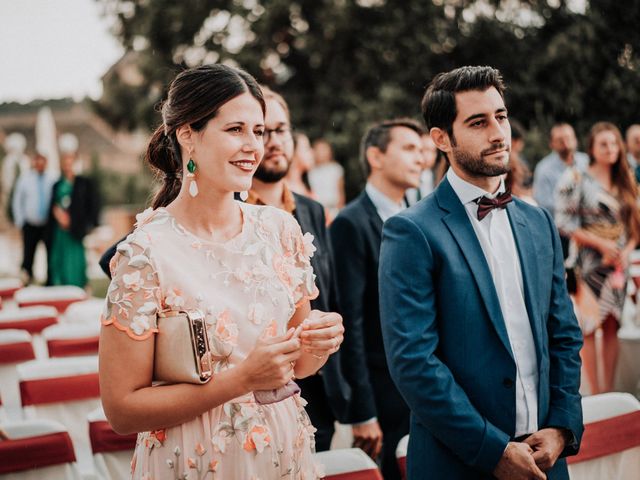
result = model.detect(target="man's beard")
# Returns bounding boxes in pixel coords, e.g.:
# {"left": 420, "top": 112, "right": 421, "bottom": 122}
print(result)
{"left": 253, "top": 156, "right": 291, "bottom": 183}
{"left": 453, "top": 143, "right": 510, "bottom": 177}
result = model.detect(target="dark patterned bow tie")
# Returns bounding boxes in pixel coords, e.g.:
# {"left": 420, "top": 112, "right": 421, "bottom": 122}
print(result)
{"left": 476, "top": 190, "right": 513, "bottom": 220}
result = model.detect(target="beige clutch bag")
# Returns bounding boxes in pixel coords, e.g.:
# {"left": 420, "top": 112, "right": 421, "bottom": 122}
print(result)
{"left": 153, "top": 309, "right": 213, "bottom": 385}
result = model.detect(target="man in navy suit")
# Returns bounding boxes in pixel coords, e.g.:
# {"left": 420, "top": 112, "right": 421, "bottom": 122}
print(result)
{"left": 331, "top": 118, "right": 425, "bottom": 479}
{"left": 379, "top": 66, "right": 583, "bottom": 479}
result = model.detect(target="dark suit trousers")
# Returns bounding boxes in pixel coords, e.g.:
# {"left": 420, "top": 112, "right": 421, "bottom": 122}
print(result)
{"left": 371, "top": 365, "right": 411, "bottom": 480}
{"left": 21, "top": 223, "right": 48, "bottom": 280}
{"left": 296, "top": 374, "right": 335, "bottom": 452}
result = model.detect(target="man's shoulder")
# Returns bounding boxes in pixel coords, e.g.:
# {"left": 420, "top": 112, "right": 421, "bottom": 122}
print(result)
{"left": 292, "top": 192, "right": 324, "bottom": 216}
{"left": 534, "top": 153, "right": 558, "bottom": 174}
{"left": 336, "top": 192, "right": 371, "bottom": 220}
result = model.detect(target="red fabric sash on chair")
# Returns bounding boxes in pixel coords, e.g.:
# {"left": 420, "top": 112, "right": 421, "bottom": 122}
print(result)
{"left": 0, "top": 316, "right": 57, "bottom": 334}
{"left": 398, "top": 456, "right": 407, "bottom": 479}
{"left": 325, "top": 470, "right": 384, "bottom": 480}
{"left": 47, "top": 337, "right": 99, "bottom": 357}
{"left": 567, "top": 410, "right": 640, "bottom": 464}
{"left": 89, "top": 420, "right": 137, "bottom": 454}
{"left": 18, "top": 298, "right": 82, "bottom": 313}
{"left": 0, "top": 431, "right": 76, "bottom": 473}
{"left": 0, "top": 286, "right": 21, "bottom": 299}
{"left": 20, "top": 373, "right": 100, "bottom": 406}
{"left": 0, "top": 341, "right": 35, "bottom": 363}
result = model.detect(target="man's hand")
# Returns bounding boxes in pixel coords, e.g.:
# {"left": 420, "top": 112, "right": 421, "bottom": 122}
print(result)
{"left": 352, "top": 421, "right": 383, "bottom": 460}
{"left": 493, "top": 442, "right": 547, "bottom": 480}
{"left": 524, "top": 428, "right": 568, "bottom": 472}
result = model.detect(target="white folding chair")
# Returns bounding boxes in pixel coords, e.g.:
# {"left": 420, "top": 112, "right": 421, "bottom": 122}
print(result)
{"left": 17, "top": 355, "right": 101, "bottom": 477}
{"left": 615, "top": 327, "right": 640, "bottom": 397}
{"left": 15, "top": 286, "right": 87, "bottom": 313}
{"left": 568, "top": 392, "right": 640, "bottom": 480}
{"left": 42, "top": 322, "right": 100, "bottom": 358}
{"left": 0, "top": 329, "right": 35, "bottom": 418}
{"left": 396, "top": 434, "right": 409, "bottom": 480}
{"left": 314, "top": 448, "right": 383, "bottom": 480}
{"left": 0, "top": 305, "right": 58, "bottom": 335}
{"left": 0, "top": 278, "right": 22, "bottom": 301}
{"left": 0, "top": 418, "right": 82, "bottom": 479}
{"left": 88, "top": 406, "right": 137, "bottom": 480}
{"left": 61, "top": 298, "right": 106, "bottom": 325}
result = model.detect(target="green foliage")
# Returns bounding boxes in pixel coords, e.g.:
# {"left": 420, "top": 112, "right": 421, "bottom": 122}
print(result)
{"left": 95, "top": 0, "right": 640, "bottom": 197}
{"left": 87, "top": 151, "right": 153, "bottom": 208}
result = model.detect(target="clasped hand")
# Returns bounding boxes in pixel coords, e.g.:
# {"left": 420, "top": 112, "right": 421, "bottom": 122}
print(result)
{"left": 493, "top": 428, "right": 567, "bottom": 480}
{"left": 238, "top": 310, "right": 343, "bottom": 392}
{"left": 299, "top": 310, "right": 344, "bottom": 357}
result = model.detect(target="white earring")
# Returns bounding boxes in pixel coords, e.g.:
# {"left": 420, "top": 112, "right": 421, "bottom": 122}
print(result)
{"left": 239, "top": 191, "right": 249, "bottom": 201}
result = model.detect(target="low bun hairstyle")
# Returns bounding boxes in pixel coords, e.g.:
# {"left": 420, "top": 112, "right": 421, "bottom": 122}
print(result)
{"left": 145, "top": 64, "right": 266, "bottom": 209}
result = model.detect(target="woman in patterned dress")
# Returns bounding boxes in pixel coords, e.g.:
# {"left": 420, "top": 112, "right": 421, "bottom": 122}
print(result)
{"left": 98, "top": 64, "right": 344, "bottom": 479}
{"left": 555, "top": 122, "right": 640, "bottom": 394}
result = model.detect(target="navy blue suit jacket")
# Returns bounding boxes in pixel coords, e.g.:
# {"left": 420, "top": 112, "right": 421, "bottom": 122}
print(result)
{"left": 379, "top": 178, "right": 583, "bottom": 479}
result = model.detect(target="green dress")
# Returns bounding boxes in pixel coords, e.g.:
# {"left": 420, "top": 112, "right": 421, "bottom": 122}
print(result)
{"left": 49, "top": 178, "right": 87, "bottom": 288}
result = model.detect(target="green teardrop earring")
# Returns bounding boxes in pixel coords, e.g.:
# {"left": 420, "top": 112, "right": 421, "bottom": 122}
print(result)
{"left": 186, "top": 157, "right": 198, "bottom": 197}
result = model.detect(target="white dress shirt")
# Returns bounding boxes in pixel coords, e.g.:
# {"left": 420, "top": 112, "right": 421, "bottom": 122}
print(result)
{"left": 447, "top": 168, "right": 539, "bottom": 437}
{"left": 365, "top": 182, "right": 406, "bottom": 222}
{"left": 11, "top": 170, "right": 55, "bottom": 228}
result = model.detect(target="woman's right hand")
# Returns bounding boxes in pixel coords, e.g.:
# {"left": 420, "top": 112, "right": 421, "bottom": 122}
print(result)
{"left": 236, "top": 328, "right": 302, "bottom": 392}
{"left": 598, "top": 238, "right": 620, "bottom": 265}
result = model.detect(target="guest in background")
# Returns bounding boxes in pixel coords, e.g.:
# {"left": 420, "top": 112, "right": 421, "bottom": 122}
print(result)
{"left": 625, "top": 124, "right": 640, "bottom": 179}
{"left": 48, "top": 148, "right": 100, "bottom": 287}
{"left": 308, "top": 138, "right": 345, "bottom": 220}
{"left": 555, "top": 122, "right": 640, "bottom": 394}
{"left": 11, "top": 152, "right": 55, "bottom": 284}
{"left": 286, "top": 132, "right": 316, "bottom": 197}
{"left": 506, "top": 120, "right": 536, "bottom": 205}
{"left": 406, "top": 132, "right": 437, "bottom": 205}
{"left": 331, "top": 118, "right": 424, "bottom": 480}
{"left": 533, "top": 123, "right": 589, "bottom": 218}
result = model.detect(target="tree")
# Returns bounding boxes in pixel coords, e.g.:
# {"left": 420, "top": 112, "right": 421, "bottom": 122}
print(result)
{"left": 95, "top": 0, "right": 640, "bottom": 196}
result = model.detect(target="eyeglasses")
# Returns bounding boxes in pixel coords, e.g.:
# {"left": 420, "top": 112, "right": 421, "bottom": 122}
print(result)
{"left": 264, "top": 126, "right": 292, "bottom": 143}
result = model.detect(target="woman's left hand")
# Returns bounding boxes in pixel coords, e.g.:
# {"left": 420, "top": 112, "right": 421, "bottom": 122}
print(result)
{"left": 299, "top": 310, "right": 344, "bottom": 358}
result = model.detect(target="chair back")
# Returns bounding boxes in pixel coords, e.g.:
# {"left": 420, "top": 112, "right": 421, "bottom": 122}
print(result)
{"left": 396, "top": 434, "right": 409, "bottom": 479}
{"left": 42, "top": 322, "right": 100, "bottom": 357}
{"left": 15, "top": 286, "right": 87, "bottom": 313}
{"left": 568, "top": 392, "right": 640, "bottom": 480}
{"left": 88, "top": 406, "right": 137, "bottom": 480}
{"left": 0, "top": 418, "right": 82, "bottom": 479}
{"left": 314, "top": 448, "right": 383, "bottom": 480}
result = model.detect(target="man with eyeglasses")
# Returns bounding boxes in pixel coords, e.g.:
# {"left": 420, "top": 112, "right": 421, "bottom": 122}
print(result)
{"left": 247, "top": 87, "right": 351, "bottom": 451}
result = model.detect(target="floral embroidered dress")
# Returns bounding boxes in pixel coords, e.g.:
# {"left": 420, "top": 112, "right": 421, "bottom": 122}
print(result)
{"left": 101, "top": 202, "right": 323, "bottom": 480}
{"left": 555, "top": 168, "right": 628, "bottom": 335}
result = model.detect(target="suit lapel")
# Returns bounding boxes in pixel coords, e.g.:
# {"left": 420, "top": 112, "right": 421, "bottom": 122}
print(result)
{"left": 360, "top": 192, "right": 384, "bottom": 236}
{"left": 436, "top": 180, "right": 514, "bottom": 360}
{"left": 506, "top": 202, "right": 543, "bottom": 358}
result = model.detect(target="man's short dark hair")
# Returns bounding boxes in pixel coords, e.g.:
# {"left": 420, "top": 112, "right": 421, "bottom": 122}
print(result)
{"left": 360, "top": 118, "right": 424, "bottom": 177}
{"left": 421, "top": 66, "right": 506, "bottom": 141}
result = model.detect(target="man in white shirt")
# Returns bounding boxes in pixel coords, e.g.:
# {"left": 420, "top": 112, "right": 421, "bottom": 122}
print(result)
{"left": 330, "top": 118, "right": 425, "bottom": 480}
{"left": 379, "top": 66, "right": 583, "bottom": 480}
{"left": 11, "top": 152, "right": 55, "bottom": 284}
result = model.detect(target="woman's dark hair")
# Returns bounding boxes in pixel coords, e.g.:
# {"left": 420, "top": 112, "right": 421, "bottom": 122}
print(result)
{"left": 421, "top": 66, "right": 506, "bottom": 142}
{"left": 587, "top": 122, "right": 640, "bottom": 242}
{"left": 146, "top": 64, "right": 265, "bottom": 208}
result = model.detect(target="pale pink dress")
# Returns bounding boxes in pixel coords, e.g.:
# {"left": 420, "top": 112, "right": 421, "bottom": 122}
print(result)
{"left": 101, "top": 202, "right": 323, "bottom": 480}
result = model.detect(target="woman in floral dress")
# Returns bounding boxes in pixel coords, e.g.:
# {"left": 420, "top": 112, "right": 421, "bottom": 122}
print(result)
{"left": 99, "top": 64, "right": 344, "bottom": 479}
{"left": 555, "top": 122, "right": 640, "bottom": 394}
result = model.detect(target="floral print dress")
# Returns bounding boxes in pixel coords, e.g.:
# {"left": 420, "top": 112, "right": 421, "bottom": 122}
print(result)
{"left": 555, "top": 167, "right": 628, "bottom": 334}
{"left": 100, "top": 202, "right": 323, "bottom": 479}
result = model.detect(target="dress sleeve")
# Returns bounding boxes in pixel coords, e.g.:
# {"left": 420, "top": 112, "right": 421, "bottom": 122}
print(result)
{"left": 278, "top": 213, "right": 320, "bottom": 306}
{"left": 554, "top": 168, "right": 582, "bottom": 236}
{"left": 100, "top": 234, "right": 161, "bottom": 340}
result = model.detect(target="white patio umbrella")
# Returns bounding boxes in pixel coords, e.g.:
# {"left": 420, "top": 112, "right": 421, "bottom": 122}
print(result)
{"left": 35, "top": 106, "right": 60, "bottom": 178}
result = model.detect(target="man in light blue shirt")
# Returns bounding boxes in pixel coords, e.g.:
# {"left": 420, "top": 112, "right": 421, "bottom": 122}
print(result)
{"left": 11, "top": 153, "right": 55, "bottom": 283}
{"left": 533, "top": 123, "right": 588, "bottom": 218}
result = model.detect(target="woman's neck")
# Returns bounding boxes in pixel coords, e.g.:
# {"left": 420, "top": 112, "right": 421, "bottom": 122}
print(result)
{"left": 165, "top": 186, "right": 241, "bottom": 242}
{"left": 588, "top": 163, "right": 613, "bottom": 191}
